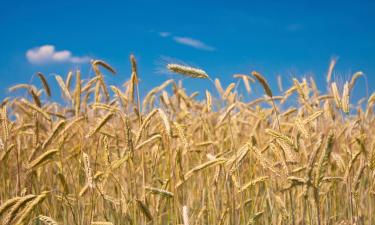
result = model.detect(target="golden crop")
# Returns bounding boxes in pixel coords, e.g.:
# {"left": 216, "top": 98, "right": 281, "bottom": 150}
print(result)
{"left": 0, "top": 56, "right": 374, "bottom": 225}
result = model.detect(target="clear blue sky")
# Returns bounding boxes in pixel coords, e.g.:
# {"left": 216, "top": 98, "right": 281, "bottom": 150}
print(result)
{"left": 0, "top": 0, "right": 374, "bottom": 101}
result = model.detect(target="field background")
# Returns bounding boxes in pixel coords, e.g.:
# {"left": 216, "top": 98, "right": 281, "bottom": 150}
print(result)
{"left": 0, "top": 58, "right": 374, "bottom": 225}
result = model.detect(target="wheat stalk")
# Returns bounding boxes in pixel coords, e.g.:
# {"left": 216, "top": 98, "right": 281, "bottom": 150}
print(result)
{"left": 167, "top": 64, "right": 209, "bottom": 79}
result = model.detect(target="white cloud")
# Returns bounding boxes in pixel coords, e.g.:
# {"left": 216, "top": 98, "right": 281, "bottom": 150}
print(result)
{"left": 26, "top": 45, "right": 91, "bottom": 64}
{"left": 173, "top": 36, "right": 215, "bottom": 51}
{"left": 159, "top": 32, "right": 171, "bottom": 37}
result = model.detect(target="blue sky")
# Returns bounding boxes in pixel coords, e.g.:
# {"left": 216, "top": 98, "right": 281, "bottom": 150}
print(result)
{"left": 0, "top": 0, "right": 374, "bottom": 101}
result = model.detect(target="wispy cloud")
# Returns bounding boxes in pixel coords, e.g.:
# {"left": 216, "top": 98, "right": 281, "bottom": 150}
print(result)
{"left": 173, "top": 36, "right": 215, "bottom": 51}
{"left": 26, "top": 45, "right": 91, "bottom": 65}
{"left": 157, "top": 31, "right": 215, "bottom": 51}
{"left": 159, "top": 32, "right": 171, "bottom": 37}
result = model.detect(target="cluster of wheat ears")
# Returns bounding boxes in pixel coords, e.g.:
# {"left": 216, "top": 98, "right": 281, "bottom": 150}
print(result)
{"left": 0, "top": 56, "right": 374, "bottom": 225}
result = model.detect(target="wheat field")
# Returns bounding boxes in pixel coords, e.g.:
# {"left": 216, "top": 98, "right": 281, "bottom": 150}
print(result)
{"left": 0, "top": 56, "right": 374, "bottom": 225}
